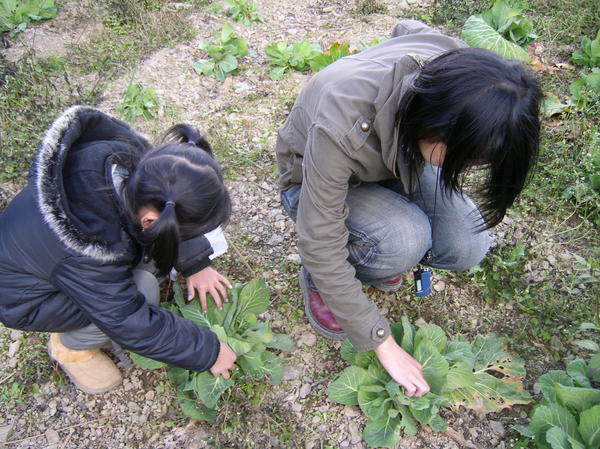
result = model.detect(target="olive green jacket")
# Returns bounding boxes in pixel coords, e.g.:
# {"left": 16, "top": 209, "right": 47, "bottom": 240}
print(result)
{"left": 275, "top": 20, "right": 466, "bottom": 350}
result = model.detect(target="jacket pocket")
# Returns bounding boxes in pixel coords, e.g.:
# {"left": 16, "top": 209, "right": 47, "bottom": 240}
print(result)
{"left": 341, "top": 116, "right": 372, "bottom": 153}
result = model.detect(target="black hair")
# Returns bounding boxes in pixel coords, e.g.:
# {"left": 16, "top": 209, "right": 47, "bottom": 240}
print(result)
{"left": 123, "top": 124, "right": 231, "bottom": 276}
{"left": 397, "top": 47, "right": 542, "bottom": 229}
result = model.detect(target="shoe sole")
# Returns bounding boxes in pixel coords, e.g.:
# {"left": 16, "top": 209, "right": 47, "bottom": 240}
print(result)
{"left": 47, "top": 338, "right": 122, "bottom": 395}
{"left": 299, "top": 267, "right": 346, "bottom": 341}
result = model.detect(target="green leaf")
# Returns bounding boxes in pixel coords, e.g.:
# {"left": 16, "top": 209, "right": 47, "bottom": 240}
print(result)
{"left": 180, "top": 399, "right": 216, "bottom": 421}
{"left": 529, "top": 404, "right": 582, "bottom": 449}
{"left": 400, "top": 316, "right": 415, "bottom": 354}
{"left": 471, "top": 334, "right": 526, "bottom": 380}
{"left": 227, "top": 336, "right": 254, "bottom": 356}
{"left": 414, "top": 339, "right": 449, "bottom": 394}
{"left": 461, "top": 16, "right": 530, "bottom": 62}
{"left": 340, "top": 338, "right": 357, "bottom": 363}
{"left": 268, "top": 65, "right": 288, "bottom": 81}
{"left": 578, "top": 404, "right": 600, "bottom": 449}
{"left": 397, "top": 404, "right": 418, "bottom": 436}
{"left": 358, "top": 385, "right": 388, "bottom": 420}
{"left": 368, "top": 361, "right": 392, "bottom": 385}
{"left": 363, "top": 414, "right": 401, "bottom": 448}
{"left": 567, "top": 359, "right": 591, "bottom": 388}
{"left": 236, "top": 278, "right": 269, "bottom": 317}
{"left": 180, "top": 302, "right": 212, "bottom": 328}
{"left": 238, "top": 351, "right": 263, "bottom": 374}
{"left": 444, "top": 371, "right": 531, "bottom": 415}
{"left": 428, "top": 414, "right": 447, "bottom": 432}
{"left": 443, "top": 341, "right": 476, "bottom": 367}
{"left": 538, "top": 370, "right": 574, "bottom": 403}
{"left": 545, "top": 426, "right": 573, "bottom": 449}
{"left": 265, "top": 334, "right": 295, "bottom": 351}
{"left": 444, "top": 361, "right": 476, "bottom": 392}
{"left": 554, "top": 384, "right": 600, "bottom": 413}
{"left": 194, "top": 371, "right": 234, "bottom": 409}
{"left": 574, "top": 339, "right": 600, "bottom": 352}
{"left": 328, "top": 366, "right": 370, "bottom": 405}
{"left": 415, "top": 324, "right": 448, "bottom": 352}
{"left": 261, "top": 351, "right": 284, "bottom": 385}
{"left": 513, "top": 424, "right": 535, "bottom": 438}
{"left": 129, "top": 352, "right": 167, "bottom": 369}
{"left": 541, "top": 94, "right": 571, "bottom": 117}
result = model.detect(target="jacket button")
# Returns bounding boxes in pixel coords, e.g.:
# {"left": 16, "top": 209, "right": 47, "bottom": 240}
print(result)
{"left": 360, "top": 122, "right": 370, "bottom": 132}
{"left": 376, "top": 328, "right": 385, "bottom": 338}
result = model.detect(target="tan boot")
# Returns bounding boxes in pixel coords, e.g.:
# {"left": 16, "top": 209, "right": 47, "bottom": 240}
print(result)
{"left": 48, "top": 333, "right": 122, "bottom": 394}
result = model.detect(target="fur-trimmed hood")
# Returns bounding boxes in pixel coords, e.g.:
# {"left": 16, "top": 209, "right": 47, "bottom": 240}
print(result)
{"left": 31, "top": 106, "right": 150, "bottom": 262}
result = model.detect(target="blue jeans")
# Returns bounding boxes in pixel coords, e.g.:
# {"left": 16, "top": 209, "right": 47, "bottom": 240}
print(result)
{"left": 280, "top": 164, "right": 491, "bottom": 285}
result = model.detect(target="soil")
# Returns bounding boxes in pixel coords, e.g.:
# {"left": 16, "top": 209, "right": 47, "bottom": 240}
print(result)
{"left": 0, "top": 1, "right": 591, "bottom": 448}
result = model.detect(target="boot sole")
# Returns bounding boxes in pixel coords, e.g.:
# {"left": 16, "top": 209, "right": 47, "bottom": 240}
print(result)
{"left": 47, "top": 337, "right": 122, "bottom": 395}
{"left": 299, "top": 267, "right": 346, "bottom": 341}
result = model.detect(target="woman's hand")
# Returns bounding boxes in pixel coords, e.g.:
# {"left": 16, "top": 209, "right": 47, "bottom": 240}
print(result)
{"left": 186, "top": 267, "right": 232, "bottom": 312}
{"left": 210, "top": 342, "right": 237, "bottom": 379}
{"left": 374, "top": 335, "right": 430, "bottom": 397}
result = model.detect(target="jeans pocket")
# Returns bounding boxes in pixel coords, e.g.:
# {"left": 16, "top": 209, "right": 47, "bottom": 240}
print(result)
{"left": 347, "top": 230, "right": 376, "bottom": 266}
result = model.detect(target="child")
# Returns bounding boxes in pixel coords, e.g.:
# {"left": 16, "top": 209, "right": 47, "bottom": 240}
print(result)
{"left": 0, "top": 106, "right": 237, "bottom": 394}
{"left": 276, "top": 20, "right": 542, "bottom": 397}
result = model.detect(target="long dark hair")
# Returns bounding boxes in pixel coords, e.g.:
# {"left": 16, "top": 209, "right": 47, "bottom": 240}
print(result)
{"left": 123, "top": 125, "right": 231, "bottom": 276}
{"left": 397, "top": 47, "right": 542, "bottom": 229}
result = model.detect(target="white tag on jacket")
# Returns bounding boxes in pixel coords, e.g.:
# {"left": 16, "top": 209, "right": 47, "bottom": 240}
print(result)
{"left": 205, "top": 226, "right": 228, "bottom": 260}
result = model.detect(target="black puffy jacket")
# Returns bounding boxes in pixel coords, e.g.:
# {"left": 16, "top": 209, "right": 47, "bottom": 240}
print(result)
{"left": 0, "top": 106, "right": 220, "bottom": 372}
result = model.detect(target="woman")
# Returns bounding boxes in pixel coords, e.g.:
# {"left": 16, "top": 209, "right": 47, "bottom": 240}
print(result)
{"left": 0, "top": 106, "right": 237, "bottom": 394}
{"left": 276, "top": 20, "right": 541, "bottom": 396}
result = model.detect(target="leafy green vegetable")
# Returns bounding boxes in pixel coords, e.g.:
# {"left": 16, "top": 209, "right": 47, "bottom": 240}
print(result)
{"left": 224, "top": 0, "right": 262, "bottom": 26}
{"left": 131, "top": 278, "right": 292, "bottom": 420}
{"left": 115, "top": 83, "right": 159, "bottom": 122}
{"left": 481, "top": 0, "right": 537, "bottom": 46}
{"left": 461, "top": 16, "right": 530, "bottom": 62}
{"left": 570, "top": 68, "right": 600, "bottom": 109}
{"left": 264, "top": 40, "right": 322, "bottom": 80}
{"left": 515, "top": 352, "right": 600, "bottom": 449}
{"left": 0, "top": 0, "right": 57, "bottom": 37}
{"left": 572, "top": 30, "right": 600, "bottom": 69}
{"left": 308, "top": 42, "right": 355, "bottom": 72}
{"left": 193, "top": 23, "right": 249, "bottom": 82}
{"left": 328, "top": 317, "right": 529, "bottom": 447}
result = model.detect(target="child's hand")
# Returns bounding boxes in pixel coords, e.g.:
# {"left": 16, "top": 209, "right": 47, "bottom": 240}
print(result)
{"left": 186, "top": 267, "right": 232, "bottom": 312}
{"left": 374, "top": 335, "right": 430, "bottom": 397}
{"left": 210, "top": 342, "right": 237, "bottom": 379}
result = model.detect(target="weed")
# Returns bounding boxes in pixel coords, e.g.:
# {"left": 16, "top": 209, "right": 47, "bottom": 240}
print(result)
{"left": 0, "top": 0, "right": 57, "bottom": 37}
{"left": 193, "top": 23, "right": 249, "bottom": 82}
{"left": 354, "top": 0, "right": 387, "bottom": 16}
{"left": 224, "top": 0, "right": 262, "bottom": 25}
{"left": 115, "top": 82, "right": 159, "bottom": 122}
{"left": 264, "top": 40, "right": 321, "bottom": 80}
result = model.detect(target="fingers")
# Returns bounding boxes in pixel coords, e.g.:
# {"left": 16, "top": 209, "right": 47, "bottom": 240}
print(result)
{"left": 221, "top": 370, "right": 230, "bottom": 379}
{"left": 199, "top": 290, "right": 208, "bottom": 313}
{"left": 218, "top": 273, "right": 233, "bottom": 290}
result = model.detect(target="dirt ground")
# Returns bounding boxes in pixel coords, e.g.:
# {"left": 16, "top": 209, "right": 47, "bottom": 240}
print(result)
{"left": 0, "top": 1, "right": 590, "bottom": 448}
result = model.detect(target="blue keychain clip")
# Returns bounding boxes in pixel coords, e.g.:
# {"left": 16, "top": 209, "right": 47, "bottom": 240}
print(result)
{"left": 414, "top": 268, "right": 431, "bottom": 297}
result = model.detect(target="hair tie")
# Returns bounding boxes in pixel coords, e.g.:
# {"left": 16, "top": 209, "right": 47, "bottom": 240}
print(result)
{"left": 165, "top": 200, "right": 176, "bottom": 207}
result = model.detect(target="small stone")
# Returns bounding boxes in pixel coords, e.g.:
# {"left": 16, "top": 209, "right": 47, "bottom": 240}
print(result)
{"left": 298, "top": 331, "right": 317, "bottom": 347}
{"left": 145, "top": 390, "right": 155, "bottom": 401}
{"left": 349, "top": 422, "right": 362, "bottom": 444}
{"left": 317, "top": 424, "right": 327, "bottom": 432}
{"left": 533, "top": 382, "right": 542, "bottom": 395}
{"left": 267, "top": 234, "right": 284, "bottom": 246}
{"left": 489, "top": 420, "right": 505, "bottom": 437}
{"left": 468, "top": 427, "right": 479, "bottom": 439}
{"left": 9, "top": 330, "right": 23, "bottom": 341}
{"left": 343, "top": 405, "right": 360, "bottom": 418}
{"left": 282, "top": 366, "right": 302, "bottom": 381}
{"left": 45, "top": 429, "right": 60, "bottom": 445}
{"left": 286, "top": 253, "right": 301, "bottom": 264}
{"left": 433, "top": 281, "right": 446, "bottom": 292}
{"left": 0, "top": 425, "right": 13, "bottom": 443}
{"left": 7, "top": 341, "right": 20, "bottom": 358}
{"left": 340, "top": 440, "right": 350, "bottom": 448}
{"left": 299, "top": 383, "right": 312, "bottom": 399}
{"left": 291, "top": 403, "right": 302, "bottom": 413}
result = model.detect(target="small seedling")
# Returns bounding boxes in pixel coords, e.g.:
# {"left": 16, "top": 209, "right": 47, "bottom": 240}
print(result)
{"left": 115, "top": 82, "right": 159, "bottom": 121}
{"left": 193, "top": 23, "right": 249, "bottom": 82}
{"left": 265, "top": 40, "right": 321, "bottom": 80}
{"left": 0, "top": 0, "right": 57, "bottom": 37}
{"left": 308, "top": 42, "right": 355, "bottom": 72}
{"left": 224, "top": 0, "right": 262, "bottom": 25}
{"left": 571, "top": 30, "right": 600, "bottom": 69}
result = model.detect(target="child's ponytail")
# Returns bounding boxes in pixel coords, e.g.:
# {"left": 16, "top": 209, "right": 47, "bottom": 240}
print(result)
{"left": 123, "top": 124, "right": 231, "bottom": 277}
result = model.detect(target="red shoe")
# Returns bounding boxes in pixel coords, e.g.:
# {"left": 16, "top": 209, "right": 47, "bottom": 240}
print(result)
{"left": 299, "top": 267, "right": 346, "bottom": 340}
{"left": 373, "top": 275, "right": 403, "bottom": 293}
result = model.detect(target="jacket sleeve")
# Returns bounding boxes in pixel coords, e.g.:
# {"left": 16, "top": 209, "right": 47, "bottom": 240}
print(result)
{"left": 51, "top": 255, "right": 220, "bottom": 372}
{"left": 297, "top": 124, "right": 390, "bottom": 351}
{"left": 391, "top": 19, "right": 439, "bottom": 38}
{"left": 174, "top": 234, "right": 214, "bottom": 277}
